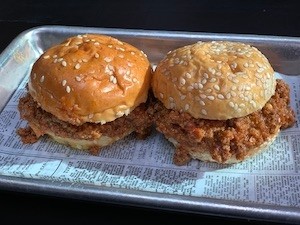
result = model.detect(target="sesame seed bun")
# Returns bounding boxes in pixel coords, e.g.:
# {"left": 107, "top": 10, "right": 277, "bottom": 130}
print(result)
{"left": 152, "top": 41, "right": 276, "bottom": 120}
{"left": 28, "top": 34, "right": 152, "bottom": 125}
{"left": 152, "top": 41, "right": 295, "bottom": 165}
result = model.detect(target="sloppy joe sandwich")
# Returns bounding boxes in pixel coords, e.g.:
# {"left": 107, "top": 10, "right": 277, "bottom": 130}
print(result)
{"left": 152, "top": 41, "right": 296, "bottom": 165}
{"left": 18, "top": 34, "right": 153, "bottom": 154}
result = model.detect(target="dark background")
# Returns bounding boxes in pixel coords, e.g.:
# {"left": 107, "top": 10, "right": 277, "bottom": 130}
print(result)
{"left": 1, "top": 1, "right": 300, "bottom": 224}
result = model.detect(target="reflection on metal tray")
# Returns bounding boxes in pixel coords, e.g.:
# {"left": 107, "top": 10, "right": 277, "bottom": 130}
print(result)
{"left": 0, "top": 25, "right": 300, "bottom": 224}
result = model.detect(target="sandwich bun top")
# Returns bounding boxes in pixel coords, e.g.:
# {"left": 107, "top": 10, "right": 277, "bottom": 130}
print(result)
{"left": 152, "top": 41, "right": 276, "bottom": 120}
{"left": 28, "top": 34, "right": 152, "bottom": 125}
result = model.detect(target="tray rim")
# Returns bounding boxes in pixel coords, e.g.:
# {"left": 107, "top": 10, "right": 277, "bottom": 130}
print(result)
{"left": 1, "top": 25, "right": 300, "bottom": 224}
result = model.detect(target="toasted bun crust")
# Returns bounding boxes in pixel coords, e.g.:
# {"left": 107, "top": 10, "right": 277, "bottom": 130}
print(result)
{"left": 168, "top": 128, "right": 279, "bottom": 164}
{"left": 28, "top": 34, "right": 151, "bottom": 125}
{"left": 152, "top": 41, "right": 276, "bottom": 120}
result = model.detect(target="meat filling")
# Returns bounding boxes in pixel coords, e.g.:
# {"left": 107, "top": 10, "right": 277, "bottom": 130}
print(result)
{"left": 18, "top": 93, "right": 154, "bottom": 150}
{"left": 153, "top": 79, "right": 296, "bottom": 165}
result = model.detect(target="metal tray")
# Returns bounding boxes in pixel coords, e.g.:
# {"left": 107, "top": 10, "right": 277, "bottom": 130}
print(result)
{"left": 1, "top": 25, "right": 300, "bottom": 224}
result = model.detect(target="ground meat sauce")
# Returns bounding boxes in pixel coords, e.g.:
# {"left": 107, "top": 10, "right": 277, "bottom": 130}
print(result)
{"left": 18, "top": 93, "right": 154, "bottom": 147}
{"left": 153, "top": 79, "right": 296, "bottom": 165}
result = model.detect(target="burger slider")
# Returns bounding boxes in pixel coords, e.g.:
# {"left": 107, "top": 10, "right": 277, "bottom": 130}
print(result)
{"left": 152, "top": 41, "right": 296, "bottom": 165}
{"left": 18, "top": 34, "right": 153, "bottom": 154}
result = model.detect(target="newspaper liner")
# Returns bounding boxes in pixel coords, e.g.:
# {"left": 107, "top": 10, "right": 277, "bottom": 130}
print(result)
{"left": 0, "top": 72, "right": 299, "bottom": 208}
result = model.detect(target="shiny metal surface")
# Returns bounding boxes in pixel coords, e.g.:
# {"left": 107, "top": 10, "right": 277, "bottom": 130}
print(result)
{"left": 0, "top": 25, "right": 300, "bottom": 224}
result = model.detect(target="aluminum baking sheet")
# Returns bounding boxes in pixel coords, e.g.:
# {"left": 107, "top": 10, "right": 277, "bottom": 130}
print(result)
{"left": 0, "top": 25, "right": 300, "bottom": 224}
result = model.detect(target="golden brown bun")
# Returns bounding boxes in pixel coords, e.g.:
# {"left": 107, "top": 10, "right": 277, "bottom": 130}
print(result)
{"left": 48, "top": 130, "right": 134, "bottom": 153}
{"left": 28, "top": 34, "right": 152, "bottom": 125}
{"left": 168, "top": 128, "right": 279, "bottom": 165}
{"left": 152, "top": 41, "right": 276, "bottom": 120}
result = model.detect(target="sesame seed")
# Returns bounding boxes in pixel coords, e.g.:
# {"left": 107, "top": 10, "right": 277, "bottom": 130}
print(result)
{"left": 112, "top": 77, "right": 117, "bottom": 84}
{"left": 170, "top": 102, "right": 176, "bottom": 109}
{"left": 169, "top": 97, "right": 174, "bottom": 102}
{"left": 250, "top": 100, "right": 256, "bottom": 108}
{"left": 159, "top": 93, "right": 164, "bottom": 99}
{"left": 109, "top": 76, "right": 114, "bottom": 82}
{"left": 53, "top": 59, "right": 58, "bottom": 63}
{"left": 232, "top": 78, "right": 239, "bottom": 84}
{"left": 132, "top": 78, "right": 138, "bottom": 83}
{"left": 198, "top": 83, "right": 204, "bottom": 89}
{"left": 229, "top": 102, "right": 235, "bottom": 108}
{"left": 52, "top": 55, "right": 57, "bottom": 58}
{"left": 43, "top": 55, "right": 50, "bottom": 59}
{"left": 95, "top": 53, "right": 99, "bottom": 58}
{"left": 214, "top": 84, "right": 220, "bottom": 91}
{"left": 231, "top": 91, "right": 237, "bottom": 97}
{"left": 104, "top": 57, "right": 112, "bottom": 62}
{"left": 130, "top": 51, "right": 135, "bottom": 55}
{"left": 82, "top": 59, "right": 88, "bottom": 63}
{"left": 118, "top": 54, "right": 124, "bottom": 58}
{"left": 94, "top": 42, "right": 100, "bottom": 46}
{"left": 33, "top": 73, "right": 36, "bottom": 79}
{"left": 187, "top": 86, "right": 194, "bottom": 91}
{"left": 62, "top": 61, "right": 67, "bottom": 67}
{"left": 66, "top": 86, "right": 71, "bottom": 93}
{"left": 204, "top": 73, "right": 209, "bottom": 79}
{"left": 207, "top": 95, "right": 215, "bottom": 100}
{"left": 184, "top": 104, "right": 190, "bottom": 111}
{"left": 199, "top": 100, "right": 205, "bottom": 106}
{"left": 257, "top": 68, "right": 264, "bottom": 73}
{"left": 210, "top": 78, "right": 217, "bottom": 83}
{"left": 180, "top": 95, "right": 186, "bottom": 100}
{"left": 186, "top": 73, "right": 192, "bottom": 78}
{"left": 78, "top": 59, "right": 83, "bottom": 63}
{"left": 180, "top": 77, "right": 186, "bottom": 86}
{"left": 75, "top": 63, "right": 81, "bottom": 69}
{"left": 75, "top": 76, "right": 81, "bottom": 82}
{"left": 226, "top": 93, "right": 231, "bottom": 99}
{"left": 108, "top": 45, "right": 113, "bottom": 48}
{"left": 201, "top": 79, "right": 207, "bottom": 85}
{"left": 127, "top": 62, "right": 133, "bottom": 67}
{"left": 208, "top": 68, "right": 216, "bottom": 75}
{"left": 40, "top": 75, "right": 45, "bottom": 83}
{"left": 200, "top": 94, "right": 207, "bottom": 99}
{"left": 126, "top": 70, "right": 130, "bottom": 75}
{"left": 244, "top": 63, "right": 249, "bottom": 68}
{"left": 231, "top": 62, "right": 237, "bottom": 69}
{"left": 217, "top": 94, "right": 224, "bottom": 99}
{"left": 201, "top": 109, "right": 207, "bottom": 115}
{"left": 193, "top": 83, "right": 199, "bottom": 89}
{"left": 117, "top": 47, "right": 125, "bottom": 52}
{"left": 62, "top": 80, "right": 67, "bottom": 86}
{"left": 57, "top": 58, "right": 63, "bottom": 62}
{"left": 88, "top": 114, "right": 94, "bottom": 119}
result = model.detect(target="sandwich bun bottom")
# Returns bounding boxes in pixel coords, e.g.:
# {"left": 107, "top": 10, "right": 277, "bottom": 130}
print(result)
{"left": 167, "top": 128, "right": 279, "bottom": 165}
